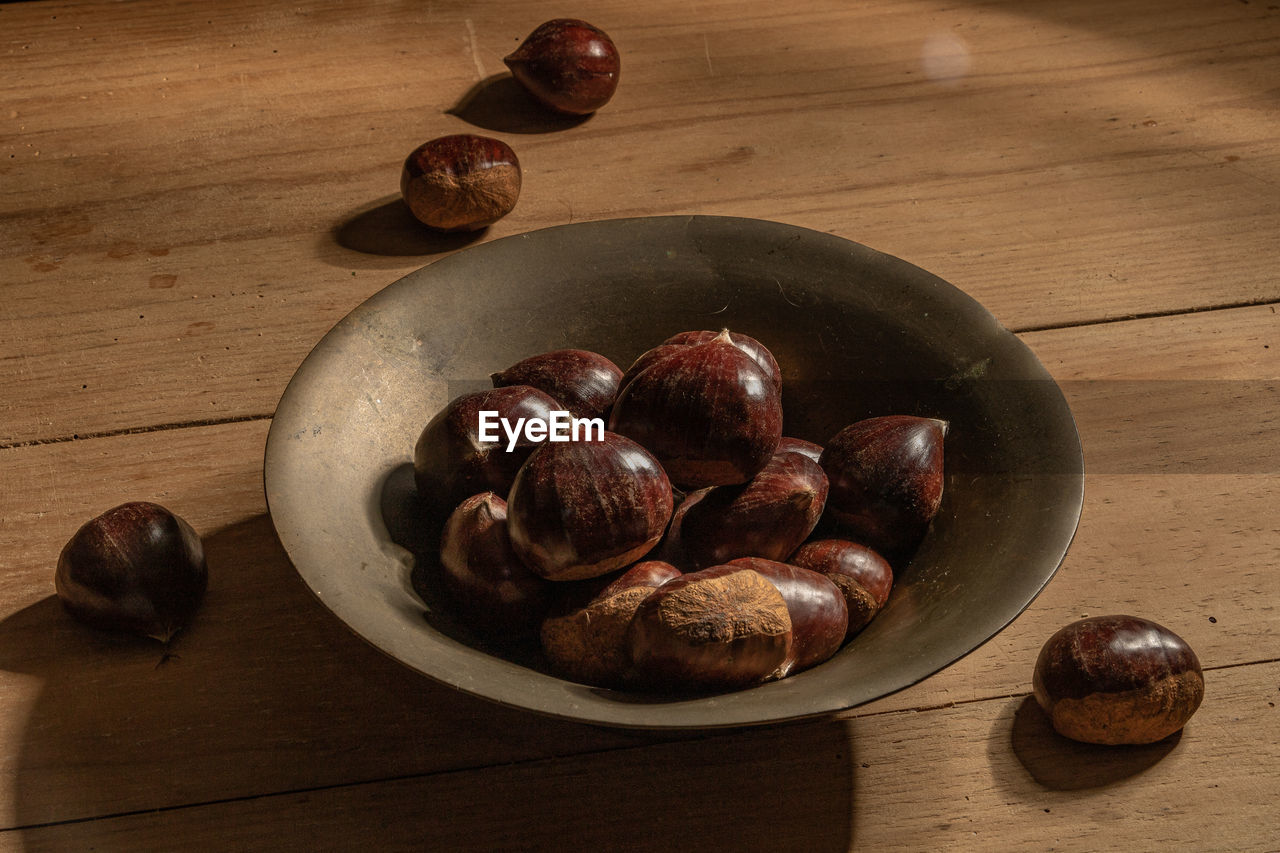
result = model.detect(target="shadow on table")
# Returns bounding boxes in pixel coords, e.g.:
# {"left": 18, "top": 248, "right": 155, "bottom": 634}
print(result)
{"left": 993, "top": 695, "right": 1182, "bottom": 792}
{"left": 0, "top": 515, "right": 856, "bottom": 850}
{"left": 447, "top": 73, "right": 592, "bottom": 135}
{"left": 332, "top": 194, "right": 487, "bottom": 258}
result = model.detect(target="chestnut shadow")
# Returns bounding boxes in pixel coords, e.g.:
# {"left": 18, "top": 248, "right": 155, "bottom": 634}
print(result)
{"left": 331, "top": 194, "right": 487, "bottom": 258}
{"left": 994, "top": 695, "right": 1183, "bottom": 792}
{"left": 447, "top": 73, "right": 591, "bottom": 134}
{"left": 378, "top": 462, "right": 548, "bottom": 672}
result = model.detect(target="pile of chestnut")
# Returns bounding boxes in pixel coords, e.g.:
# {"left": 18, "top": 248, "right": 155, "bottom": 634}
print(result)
{"left": 413, "top": 329, "right": 948, "bottom": 693}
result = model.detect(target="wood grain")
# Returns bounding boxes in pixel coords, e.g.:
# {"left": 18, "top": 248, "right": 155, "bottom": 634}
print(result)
{"left": 4, "top": 662, "right": 1273, "bottom": 852}
{"left": 1, "top": 307, "right": 1275, "bottom": 831}
{"left": 3, "top": 0, "right": 1278, "bottom": 849}
{"left": 3, "top": 0, "right": 1279, "bottom": 445}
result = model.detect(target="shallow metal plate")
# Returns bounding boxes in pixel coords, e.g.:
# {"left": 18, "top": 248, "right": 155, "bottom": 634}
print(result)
{"left": 264, "top": 215, "right": 1084, "bottom": 729}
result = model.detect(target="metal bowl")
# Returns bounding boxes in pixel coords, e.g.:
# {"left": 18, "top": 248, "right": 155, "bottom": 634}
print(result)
{"left": 264, "top": 215, "right": 1083, "bottom": 729}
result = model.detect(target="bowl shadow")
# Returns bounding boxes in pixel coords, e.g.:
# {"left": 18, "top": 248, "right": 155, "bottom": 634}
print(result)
{"left": 0, "top": 514, "right": 857, "bottom": 850}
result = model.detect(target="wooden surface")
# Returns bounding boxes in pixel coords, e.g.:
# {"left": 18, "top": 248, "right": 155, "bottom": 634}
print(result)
{"left": 2, "top": 0, "right": 1277, "bottom": 850}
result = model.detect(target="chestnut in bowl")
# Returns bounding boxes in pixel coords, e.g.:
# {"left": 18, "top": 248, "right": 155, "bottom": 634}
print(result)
{"left": 507, "top": 432, "right": 673, "bottom": 581}
{"left": 609, "top": 329, "right": 783, "bottom": 489}
{"left": 540, "top": 560, "right": 681, "bottom": 686}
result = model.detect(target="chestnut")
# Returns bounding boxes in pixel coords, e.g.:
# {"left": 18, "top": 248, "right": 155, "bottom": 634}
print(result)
{"left": 659, "top": 330, "right": 782, "bottom": 389}
{"left": 507, "top": 432, "right": 673, "bottom": 581}
{"left": 413, "top": 385, "right": 560, "bottom": 517}
{"left": 438, "top": 492, "right": 550, "bottom": 638}
{"left": 667, "top": 451, "right": 828, "bottom": 569}
{"left": 790, "top": 539, "right": 893, "bottom": 638}
{"left": 775, "top": 436, "right": 824, "bottom": 464}
{"left": 55, "top": 502, "right": 208, "bottom": 642}
{"left": 491, "top": 348, "right": 623, "bottom": 421}
{"left": 503, "top": 19, "right": 620, "bottom": 115}
{"left": 540, "top": 560, "right": 681, "bottom": 686}
{"left": 727, "top": 557, "right": 848, "bottom": 677}
{"left": 400, "top": 134, "right": 521, "bottom": 232}
{"left": 616, "top": 329, "right": 781, "bottom": 394}
{"left": 820, "top": 415, "right": 947, "bottom": 558}
{"left": 1033, "top": 615, "right": 1205, "bottom": 745}
{"left": 627, "top": 564, "right": 792, "bottom": 691}
{"left": 609, "top": 329, "right": 783, "bottom": 489}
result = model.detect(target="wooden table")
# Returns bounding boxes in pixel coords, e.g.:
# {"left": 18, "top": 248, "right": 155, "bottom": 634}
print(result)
{"left": 3, "top": 0, "right": 1277, "bottom": 849}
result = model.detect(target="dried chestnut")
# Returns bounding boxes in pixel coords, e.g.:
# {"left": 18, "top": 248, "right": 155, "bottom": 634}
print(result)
{"left": 1033, "top": 615, "right": 1205, "bottom": 745}
{"left": 628, "top": 564, "right": 792, "bottom": 691}
{"left": 400, "top": 134, "right": 521, "bottom": 232}
{"left": 55, "top": 502, "right": 208, "bottom": 642}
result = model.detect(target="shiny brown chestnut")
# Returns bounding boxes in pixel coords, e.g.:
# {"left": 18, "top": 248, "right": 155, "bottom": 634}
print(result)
{"left": 55, "top": 502, "right": 208, "bottom": 642}
{"left": 507, "top": 431, "right": 673, "bottom": 581}
{"left": 628, "top": 565, "right": 792, "bottom": 691}
{"left": 617, "top": 329, "right": 782, "bottom": 393}
{"left": 400, "top": 134, "right": 521, "bottom": 232}
{"left": 540, "top": 560, "right": 681, "bottom": 686}
{"left": 667, "top": 451, "right": 828, "bottom": 569}
{"left": 820, "top": 415, "right": 947, "bottom": 558}
{"left": 503, "top": 19, "right": 620, "bottom": 115}
{"left": 491, "top": 348, "right": 622, "bottom": 421}
{"left": 439, "top": 492, "right": 550, "bottom": 638}
{"left": 413, "top": 385, "right": 560, "bottom": 517}
{"left": 727, "top": 557, "right": 847, "bottom": 677}
{"left": 1033, "top": 615, "right": 1205, "bottom": 745}
{"left": 776, "top": 436, "right": 824, "bottom": 464}
{"left": 609, "top": 329, "right": 783, "bottom": 489}
{"left": 790, "top": 539, "right": 893, "bottom": 638}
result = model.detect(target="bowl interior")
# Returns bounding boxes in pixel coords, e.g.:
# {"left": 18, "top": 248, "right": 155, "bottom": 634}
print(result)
{"left": 264, "top": 215, "right": 1083, "bottom": 728}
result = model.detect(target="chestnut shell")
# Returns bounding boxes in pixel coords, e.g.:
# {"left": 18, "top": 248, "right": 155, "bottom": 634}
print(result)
{"left": 491, "top": 348, "right": 622, "bottom": 420}
{"left": 506, "top": 432, "right": 673, "bottom": 581}
{"left": 503, "top": 19, "right": 620, "bottom": 115}
{"left": 627, "top": 564, "right": 792, "bottom": 691}
{"left": 790, "top": 539, "right": 893, "bottom": 639}
{"left": 400, "top": 134, "right": 521, "bottom": 232}
{"left": 413, "top": 385, "right": 560, "bottom": 517}
{"left": 1033, "top": 615, "right": 1205, "bottom": 745}
{"left": 539, "top": 560, "right": 681, "bottom": 686}
{"left": 609, "top": 330, "right": 783, "bottom": 489}
{"left": 669, "top": 451, "right": 828, "bottom": 569}
{"left": 727, "top": 557, "right": 848, "bottom": 677}
{"left": 438, "top": 492, "right": 550, "bottom": 638}
{"left": 55, "top": 501, "right": 208, "bottom": 642}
